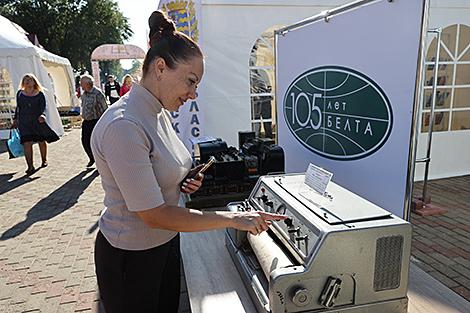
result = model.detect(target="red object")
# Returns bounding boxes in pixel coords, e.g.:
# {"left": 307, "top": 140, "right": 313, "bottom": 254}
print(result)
{"left": 411, "top": 197, "right": 447, "bottom": 216}
{"left": 120, "top": 84, "right": 131, "bottom": 97}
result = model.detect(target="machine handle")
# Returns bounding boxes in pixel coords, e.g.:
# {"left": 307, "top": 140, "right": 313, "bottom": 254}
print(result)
{"left": 237, "top": 248, "right": 270, "bottom": 308}
{"left": 319, "top": 277, "right": 342, "bottom": 308}
{"left": 288, "top": 227, "right": 300, "bottom": 234}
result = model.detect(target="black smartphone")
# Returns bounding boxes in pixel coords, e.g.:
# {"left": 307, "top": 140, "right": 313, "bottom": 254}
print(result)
{"left": 193, "top": 156, "right": 216, "bottom": 177}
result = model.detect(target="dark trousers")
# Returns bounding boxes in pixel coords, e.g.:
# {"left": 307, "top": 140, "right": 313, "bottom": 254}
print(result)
{"left": 81, "top": 119, "right": 98, "bottom": 162}
{"left": 94, "top": 231, "right": 181, "bottom": 313}
{"left": 109, "top": 97, "right": 120, "bottom": 104}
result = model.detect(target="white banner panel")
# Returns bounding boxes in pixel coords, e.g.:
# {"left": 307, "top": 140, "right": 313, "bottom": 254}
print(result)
{"left": 160, "top": 0, "right": 204, "bottom": 154}
{"left": 277, "top": 0, "right": 425, "bottom": 218}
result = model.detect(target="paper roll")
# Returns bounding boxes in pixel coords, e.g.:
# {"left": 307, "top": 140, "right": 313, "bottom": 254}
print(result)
{"left": 247, "top": 231, "right": 293, "bottom": 280}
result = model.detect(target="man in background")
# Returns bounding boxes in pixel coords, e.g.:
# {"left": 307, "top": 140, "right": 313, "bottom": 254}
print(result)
{"left": 80, "top": 75, "right": 108, "bottom": 167}
{"left": 104, "top": 74, "right": 121, "bottom": 104}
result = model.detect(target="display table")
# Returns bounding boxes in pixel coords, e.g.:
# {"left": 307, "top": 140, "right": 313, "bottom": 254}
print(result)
{"left": 181, "top": 229, "right": 470, "bottom": 313}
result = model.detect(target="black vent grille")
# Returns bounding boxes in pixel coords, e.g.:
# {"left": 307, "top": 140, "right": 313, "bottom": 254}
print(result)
{"left": 374, "top": 235, "right": 403, "bottom": 291}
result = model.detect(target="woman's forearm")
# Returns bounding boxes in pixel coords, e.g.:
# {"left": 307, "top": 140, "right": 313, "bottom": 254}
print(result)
{"left": 137, "top": 205, "right": 235, "bottom": 232}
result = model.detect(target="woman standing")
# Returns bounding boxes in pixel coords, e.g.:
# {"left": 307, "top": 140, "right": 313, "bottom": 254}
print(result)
{"left": 119, "top": 74, "right": 133, "bottom": 96}
{"left": 12, "top": 74, "right": 59, "bottom": 176}
{"left": 91, "top": 10, "right": 285, "bottom": 313}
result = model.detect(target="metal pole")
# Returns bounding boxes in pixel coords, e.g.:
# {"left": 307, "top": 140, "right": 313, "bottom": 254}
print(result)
{"left": 274, "top": 29, "right": 279, "bottom": 145}
{"left": 405, "top": 0, "right": 430, "bottom": 221}
{"left": 275, "top": 0, "right": 382, "bottom": 36}
{"left": 421, "top": 28, "right": 442, "bottom": 206}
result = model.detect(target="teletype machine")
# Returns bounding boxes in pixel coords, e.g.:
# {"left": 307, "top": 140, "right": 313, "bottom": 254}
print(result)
{"left": 187, "top": 133, "right": 284, "bottom": 209}
{"left": 226, "top": 174, "right": 412, "bottom": 313}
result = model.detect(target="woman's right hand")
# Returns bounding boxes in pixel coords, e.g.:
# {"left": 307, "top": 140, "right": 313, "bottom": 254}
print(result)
{"left": 11, "top": 119, "right": 17, "bottom": 129}
{"left": 230, "top": 211, "right": 287, "bottom": 235}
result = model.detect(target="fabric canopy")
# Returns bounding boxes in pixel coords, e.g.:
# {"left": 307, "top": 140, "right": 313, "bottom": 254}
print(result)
{"left": 0, "top": 15, "right": 79, "bottom": 139}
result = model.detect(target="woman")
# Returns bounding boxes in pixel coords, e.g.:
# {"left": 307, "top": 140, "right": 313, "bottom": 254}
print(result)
{"left": 119, "top": 74, "right": 133, "bottom": 96}
{"left": 91, "top": 10, "right": 285, "bottom": 313}
{"left": 12, "top": 74, "right": 59, "bottom": 176}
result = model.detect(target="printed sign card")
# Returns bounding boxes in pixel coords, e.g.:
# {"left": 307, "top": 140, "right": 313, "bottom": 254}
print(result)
{"left": 304, "top": 163, "right": 333, "bottom": 195}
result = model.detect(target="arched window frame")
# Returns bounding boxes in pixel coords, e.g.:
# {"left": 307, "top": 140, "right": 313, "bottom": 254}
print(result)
{"left": 423, "top": 24, "right": 470, "bottom": 132}
{"left": 248, "top": 25, "right": 284, "bottom": 139}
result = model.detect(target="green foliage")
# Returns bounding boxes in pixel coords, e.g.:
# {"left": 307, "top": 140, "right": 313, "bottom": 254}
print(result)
{"left": 126, "top": 59, "right": 142, "bottom": 77}
{"left": 98, "top": 59, "right": 142, "bottom": 86}
{"left": 0, "top": 0, "right": 133, "bottom": 72}
{"left": 61, "top": 117, "right": 71, "bottom": 126}
{"left": 99, "top": 60, "right": 123, "bottom": 84}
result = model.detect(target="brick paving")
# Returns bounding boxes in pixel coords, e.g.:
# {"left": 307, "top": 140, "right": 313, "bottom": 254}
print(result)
{"left": 0, "top": 129, "right": 190, "bottom": 313}
{"left": 1, "top": 128, "right": 469, "bottom": 311}
{"left": 412, "top": 175, "right": 470, "bottom": 302}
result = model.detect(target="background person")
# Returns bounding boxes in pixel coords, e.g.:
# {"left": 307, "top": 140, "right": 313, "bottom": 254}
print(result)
{"left": 12, "top": 73, "right": 59, "bottom": 176}
{"left": 120, "top": 74, "right": 133, "bottom": 96}
{"left": 79, "top": 74, "right": 107, "bottom": 167}
{"left": 104, "top": 74, "right": 120, "bottom": 104}
{"left": 91, "top": 10, "right": 286, "bottom": 313}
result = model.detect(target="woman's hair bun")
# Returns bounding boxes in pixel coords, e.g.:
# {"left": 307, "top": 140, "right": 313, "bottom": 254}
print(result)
{"left": 142, "top": 9, "right": 202, "bottom": 75}
{"left": 148, "top": 10, "right": 176, "bottom": 44}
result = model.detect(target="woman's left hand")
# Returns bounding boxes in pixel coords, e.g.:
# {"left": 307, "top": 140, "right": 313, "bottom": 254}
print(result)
{"left": 180, "top": 173, "right": 204, "bottom": 194}
{"left": 38, "top": 115, "right": 46, "bottom": 123}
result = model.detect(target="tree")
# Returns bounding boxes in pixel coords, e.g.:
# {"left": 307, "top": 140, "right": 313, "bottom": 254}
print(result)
{"left": 126, "top": 59, "right": 142, "bottom": 77}
{"left": 99, "top": 60, "right": 124, "bottom": 84}
{"left": 0, "top": 0, "right": 133, "bottom": 72}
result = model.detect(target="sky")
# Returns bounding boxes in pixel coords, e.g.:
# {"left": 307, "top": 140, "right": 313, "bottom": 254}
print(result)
{"left": 115, "top": 0, "right": 161, "bottom": 68}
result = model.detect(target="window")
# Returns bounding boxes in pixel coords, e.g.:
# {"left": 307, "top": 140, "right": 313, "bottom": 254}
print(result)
{"left": 0, "top": 68, "right": 15, "bottom": 130}
{"left": 249, "top": 25, "right": 284, "bottom": 139}
{"left": 423, "top": 24, "right": 470, "bottom": 132}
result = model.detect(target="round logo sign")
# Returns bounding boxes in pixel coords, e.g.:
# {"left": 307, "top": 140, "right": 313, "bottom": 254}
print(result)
{"left": 283, "top": 66, "right": 393, "bottom": 160}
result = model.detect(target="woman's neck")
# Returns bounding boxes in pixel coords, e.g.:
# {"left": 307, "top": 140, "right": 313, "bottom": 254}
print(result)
{"left": 141, "top": 76, "right": 162, "bottom": 104}
{"left": 23, "top": 87, "right": 36, "bottom": 96}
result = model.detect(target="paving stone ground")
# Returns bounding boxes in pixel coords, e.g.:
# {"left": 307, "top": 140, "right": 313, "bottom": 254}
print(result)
{"left": 412, "top": 176, "right": 470, "bottom": 302}
{"left": 0, "top": 129, "right": 190, "bottom": 313}
{"left": 0, "top": 128, "right": 469, "bottom": 312}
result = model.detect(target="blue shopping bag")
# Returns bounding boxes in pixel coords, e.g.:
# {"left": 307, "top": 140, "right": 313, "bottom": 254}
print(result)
{"left": 7, "top": 129, "right": 24, "bottom": 158}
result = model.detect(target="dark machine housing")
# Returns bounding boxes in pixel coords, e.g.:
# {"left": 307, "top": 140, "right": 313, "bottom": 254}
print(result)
{"left": 186, "top": 132, "right": 285, "bottom": 208}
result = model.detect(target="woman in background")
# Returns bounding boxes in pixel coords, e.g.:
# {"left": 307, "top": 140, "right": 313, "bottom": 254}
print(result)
{"left": 12, "top": 73, "right": 59, "bottom": 176}
{"left": 119, "top": 74, "right": 133, "bottom": 96}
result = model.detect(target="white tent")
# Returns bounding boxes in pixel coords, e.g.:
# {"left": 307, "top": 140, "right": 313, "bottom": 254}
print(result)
{"left": 0, "top": 14, "right": 78, "bottom": 139}
{"left": 196, "top": 0, "right": 350, "bottom": 147}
